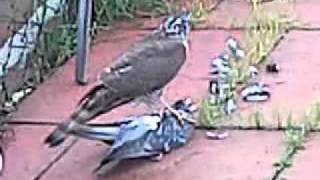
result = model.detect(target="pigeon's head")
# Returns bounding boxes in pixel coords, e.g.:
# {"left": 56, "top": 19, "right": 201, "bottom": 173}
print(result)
{"left": 163, "top": 98, "right": 197, "bottom": 124}
{"left": 171, "top": 98, "right": 198, "bottom": 115}
{"left": 160, "top": 11, "right": 192, "bottom": 40}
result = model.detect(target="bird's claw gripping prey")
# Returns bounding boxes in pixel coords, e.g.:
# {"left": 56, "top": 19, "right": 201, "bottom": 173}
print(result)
{"left": 160, "top": 97, "right": 197, "bottom": 125}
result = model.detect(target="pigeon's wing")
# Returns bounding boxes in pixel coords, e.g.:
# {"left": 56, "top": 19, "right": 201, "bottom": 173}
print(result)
{"left": 78, "top": 38, "right": 187, "bottom": 117}
{"left": 97, "top": 115, "right": 161, "bottom": 167}
{"left": 112, "top": 115, "right": 161, "bottom": 149}
{"left": 67, "top": 122, "right": 121, "bottom": 144}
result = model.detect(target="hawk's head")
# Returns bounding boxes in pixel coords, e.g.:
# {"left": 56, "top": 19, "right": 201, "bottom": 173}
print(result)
{"left": 159, "top": 11, "right": 192, "bottom": 40}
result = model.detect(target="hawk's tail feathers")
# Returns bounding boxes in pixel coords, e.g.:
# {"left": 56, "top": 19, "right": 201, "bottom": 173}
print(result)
{"left": 44, "top": 122, "right": 72, "bottom": 147}
{"left": 77, "top": 84, "right": 105, "bottom": 106}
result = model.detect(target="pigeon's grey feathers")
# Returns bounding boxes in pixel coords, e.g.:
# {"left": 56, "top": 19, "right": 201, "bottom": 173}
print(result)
{"left": 66, "top": 98, "right": 197, "bottom": 175}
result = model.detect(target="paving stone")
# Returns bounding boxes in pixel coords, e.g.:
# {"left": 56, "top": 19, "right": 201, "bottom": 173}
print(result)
{"left": 258, "top": 0, "right": 320, "bottom": 29}
{"left": 207, "top": 0, "right": 251, "bottom": 28}
{"left": 0, "top": 126, "right": 73, "bottom": 180}
{"left": 239, "top": 31, "right": 320, "bottom": 125}
{"left": 205, "top": 0, "right": 320, "bottom": 30}
{"left": 285, "top": 134, "right": 320, "bottom": 180}
{"left": 41, "top": 131, "right": 285, "bottom": 180}
{"left": 291, "top": 0, "right": 320, "bottom": 28}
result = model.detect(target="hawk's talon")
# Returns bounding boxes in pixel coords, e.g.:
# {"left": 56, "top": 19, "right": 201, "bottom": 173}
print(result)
{"left": 150, "top": 153, "right": 164, "bottom": 162}
{"left": 172, "top": 111, "right": 185, "bottom": 125}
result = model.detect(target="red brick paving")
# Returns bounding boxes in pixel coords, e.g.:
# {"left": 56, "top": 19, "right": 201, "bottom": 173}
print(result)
{"left": 292, "top": 0, "right": 320, "bottom": 28}
{"left": 285, "top": 135, "right": 320, "bottom": 180}
{"left": 239, "top": 31, "right": 320, "bottom": 124}
{"left": 0, "top": 126, "right": 73, "bottom": 180}
{"left": 208, "top": 0, "right": 251, "bottom": 28}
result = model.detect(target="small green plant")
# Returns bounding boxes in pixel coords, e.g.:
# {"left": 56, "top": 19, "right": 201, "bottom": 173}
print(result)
{"left": 305, "top": 101, "right": 320, "bottom": 129}
{"left": 272, "top": 108, "right": 283, "bottom": 129}
{"left": 271, "top": 107, "right": 315, "bottom": 180}
{"left": 244, "top": 0, "right": 300, "bottom": 66}
{"left": 249, "top": 109, "right": 264, "bottom": 129}
{"left": 198, "top": 0, "right": 299, "bottom": 128}
{"left": 271, "top": 121, "right": 309, "bottom": 180}
{"left": 189, "top": 0, "right": 211, "bottom": 25}
{"left": 198, "top": 97, "right": 225, "bottom": 127}
{"left": 93, "top": 0, "right": 171, "bottom": 26}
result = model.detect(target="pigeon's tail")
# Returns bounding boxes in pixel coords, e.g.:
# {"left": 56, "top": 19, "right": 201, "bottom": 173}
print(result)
{"left": 44, "top": 120, "right": 122, "bottom": 147}
{"left": 68, "top": 123, "right": 121, "bottom": 144}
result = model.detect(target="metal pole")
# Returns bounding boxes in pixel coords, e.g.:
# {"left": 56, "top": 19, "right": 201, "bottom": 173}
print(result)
{"left": 75, "top": 0, "right": 92, "bottom": 85}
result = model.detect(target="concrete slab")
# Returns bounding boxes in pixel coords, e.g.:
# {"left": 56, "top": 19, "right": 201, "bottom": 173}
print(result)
{"left": 292, "top": 0, "right": 320, "bottom": 28}
{"left": 239, "top": 31, "right": 320, "bottom": 125}
{"left": 0, "top": 126, "right": 73, "bottom": 180}
{"left": 261, "top": 0, "right": 320, "bottom": 28}
{"left": 285, "top": 134, "right": 320, "bottom": 180}
{"left": 207, "top": 0, "right": 251, "bottom": 28}
{"left": 41, "top": 131, "right": 285, "bottom": 180}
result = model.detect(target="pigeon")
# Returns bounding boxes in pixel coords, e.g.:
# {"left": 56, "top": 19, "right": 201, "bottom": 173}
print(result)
{"left": 44, "top": 12, "right": 193, "bottom": 147}
{"left": 66, "top": 98, "right": 197, "bottom": 175}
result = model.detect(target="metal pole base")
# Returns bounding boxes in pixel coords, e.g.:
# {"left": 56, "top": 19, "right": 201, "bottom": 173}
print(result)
{"left": 75, "top": 0, "right": 92, "bottom": 85}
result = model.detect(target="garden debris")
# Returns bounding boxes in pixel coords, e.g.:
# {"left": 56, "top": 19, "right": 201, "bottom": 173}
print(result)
{"left": 266, "top": 61, "right": 281, "bottom": 73}
{"left": 205, "top": 131, "right": 229, "bottom": 140}
{"left": 241, "top": 82, "right": 271, "bottom": 102}
{"left": 0, "top": 146, "right": 4, "bottom": 175}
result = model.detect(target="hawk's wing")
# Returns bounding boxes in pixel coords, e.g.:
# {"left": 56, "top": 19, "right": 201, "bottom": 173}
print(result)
{"left": 98, "top": 37, "right": 187, "bottom": 98}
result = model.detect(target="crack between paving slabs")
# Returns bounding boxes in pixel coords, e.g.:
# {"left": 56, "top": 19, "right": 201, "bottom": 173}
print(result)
{"left": 9, "top": 119, "right": 320, "bottom": 132}
{"left": 32, "top": 138, "right": 78, "bottom": 180}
